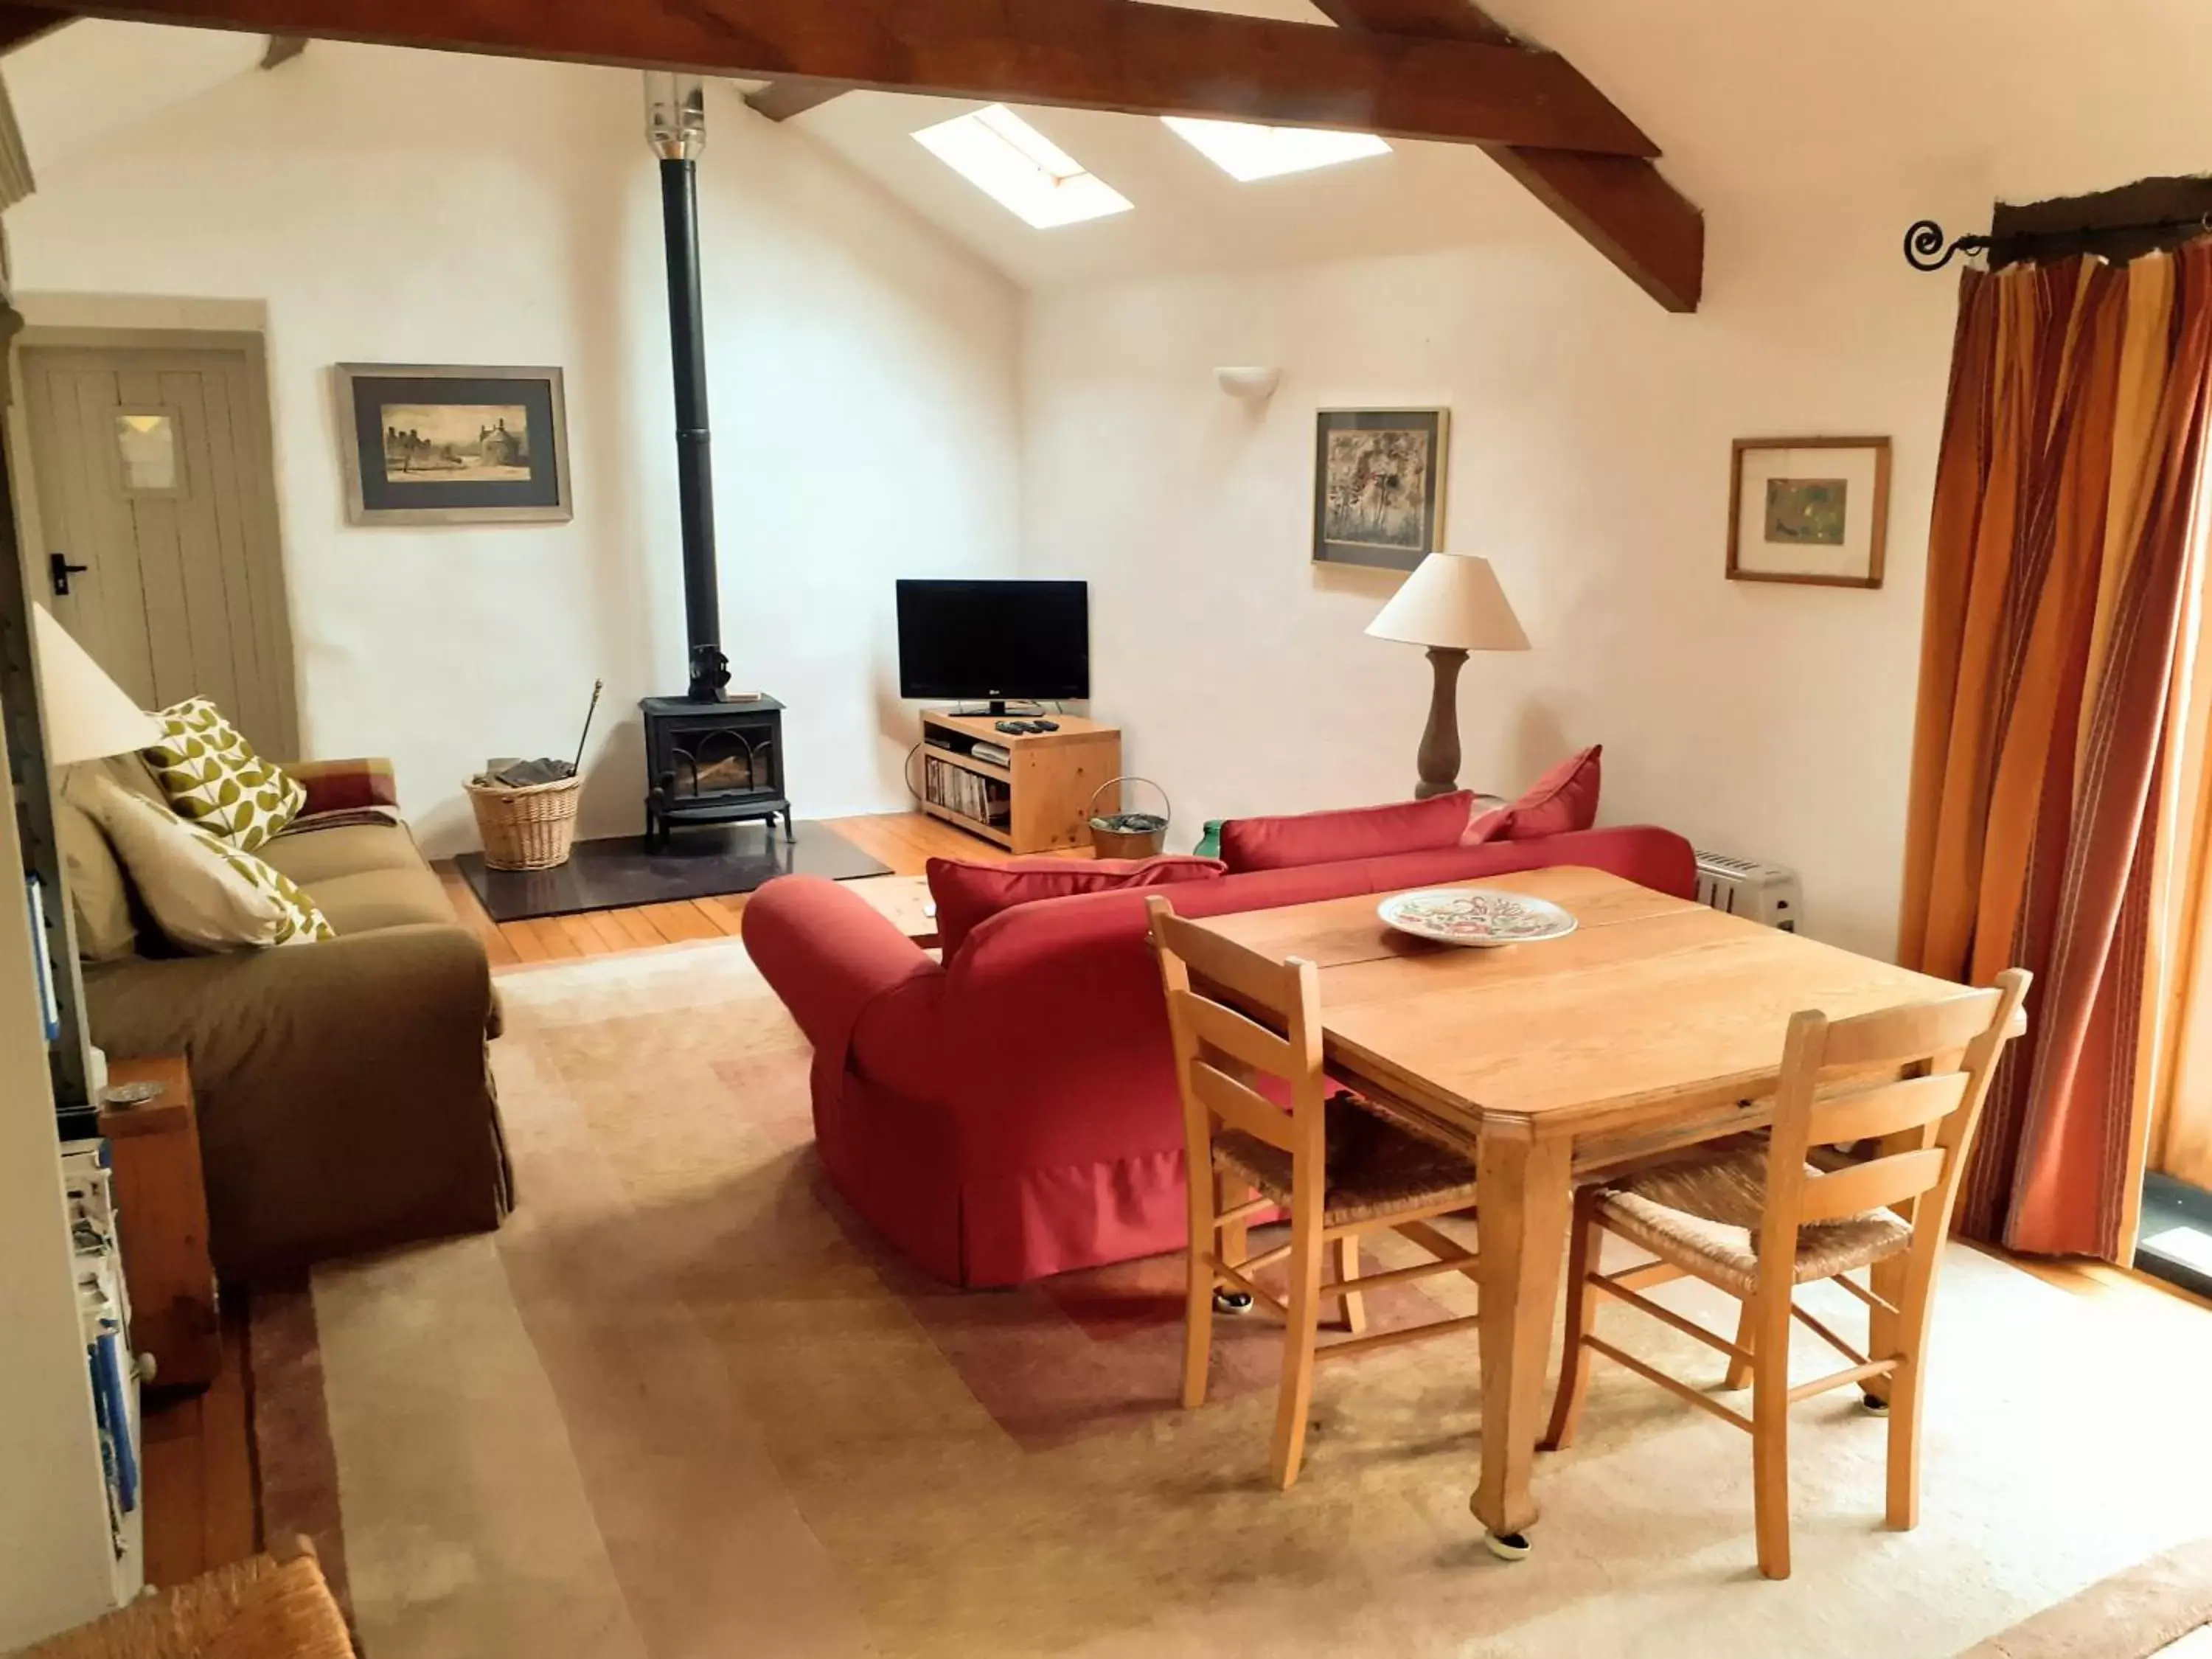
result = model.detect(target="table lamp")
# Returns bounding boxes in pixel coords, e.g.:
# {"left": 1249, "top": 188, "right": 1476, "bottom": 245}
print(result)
{"left": 31, "top": 603, "right": 162, "bottom": 764}
{"left": 1365, "top": 554, "right": 1529, "bottom": 799}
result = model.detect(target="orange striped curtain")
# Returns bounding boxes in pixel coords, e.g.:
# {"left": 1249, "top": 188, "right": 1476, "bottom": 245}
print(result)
{"left": 1900, "top": 240, "right": 2212, "bottom": 1259}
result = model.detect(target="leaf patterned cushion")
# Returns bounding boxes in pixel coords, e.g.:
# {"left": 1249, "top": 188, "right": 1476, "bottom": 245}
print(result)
{"left": 143, "top": 698, "right": 306, "bottom": 851}
{"left": 214, "top": 844, "right": 335, "bottom": 947}
{"left": 192, "top": 837, "right": 335, "bottom": 948}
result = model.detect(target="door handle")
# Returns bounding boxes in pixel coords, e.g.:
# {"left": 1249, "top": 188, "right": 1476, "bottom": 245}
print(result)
{"left": 49, "top": 552, "right": 88, "bottom": 597}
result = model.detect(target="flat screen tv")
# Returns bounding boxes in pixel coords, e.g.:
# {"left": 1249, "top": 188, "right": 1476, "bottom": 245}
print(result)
{"left": 897, "top": 579, "right": 1090, "bottom": 710}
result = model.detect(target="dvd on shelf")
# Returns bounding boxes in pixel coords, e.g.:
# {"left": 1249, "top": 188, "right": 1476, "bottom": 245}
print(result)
{"left": 923, "top": 754, "right": 1010, "bottom": 830}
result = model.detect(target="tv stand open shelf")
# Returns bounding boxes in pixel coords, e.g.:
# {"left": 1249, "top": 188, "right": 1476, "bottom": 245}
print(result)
{"left": 919, "top": 709, "right": 1121, "bottom": 855}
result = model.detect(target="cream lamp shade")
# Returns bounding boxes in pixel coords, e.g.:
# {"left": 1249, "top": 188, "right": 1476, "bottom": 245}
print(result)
{"left": 1365, "top": 552, "right": 1530, "bottom": 652}
{"left": 31, "top": 603, "right": 162, "bottom": 765}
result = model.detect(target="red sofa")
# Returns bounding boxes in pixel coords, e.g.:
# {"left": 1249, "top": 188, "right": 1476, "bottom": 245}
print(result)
{"left": 742, "top": 825, "right": 1697, "bottom": 1286}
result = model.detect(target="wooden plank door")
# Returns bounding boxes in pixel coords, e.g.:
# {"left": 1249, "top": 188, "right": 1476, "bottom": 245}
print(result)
{"left": 20, "top": 340, "right": 298, "bottom": 759}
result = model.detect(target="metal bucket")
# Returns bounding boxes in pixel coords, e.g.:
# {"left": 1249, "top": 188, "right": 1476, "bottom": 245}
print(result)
{"left": 1088, "top": 776, "right": 1171, "bottom": 859}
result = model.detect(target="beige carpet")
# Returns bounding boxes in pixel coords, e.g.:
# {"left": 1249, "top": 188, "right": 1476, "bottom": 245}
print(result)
{"left": 293, "top": 941, "right": 2212, "bottom": 1658}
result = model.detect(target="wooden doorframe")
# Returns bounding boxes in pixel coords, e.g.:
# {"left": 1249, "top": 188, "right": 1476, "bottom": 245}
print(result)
{"left": 11, "top": 325, "right": 301, "bottom": 757}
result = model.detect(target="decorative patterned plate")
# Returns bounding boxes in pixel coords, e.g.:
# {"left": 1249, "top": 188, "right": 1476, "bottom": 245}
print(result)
{"left": 1377, "top": 888, "right": 1578, "bottom": 949}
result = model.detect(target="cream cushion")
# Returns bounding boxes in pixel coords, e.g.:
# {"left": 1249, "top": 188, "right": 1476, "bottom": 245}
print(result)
{"left": 143, "top": 698, "right": 305, "bottom": 852}
{"left": 83, "top": 774, "right": 334, "bottom": 953}
{"left": 53, "top": 767, "right": 137, "bottom": 962}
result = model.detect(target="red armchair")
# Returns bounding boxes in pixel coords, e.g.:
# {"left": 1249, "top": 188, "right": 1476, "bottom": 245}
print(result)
{"left": 742, "top": 825, "right": 1697, "bottom": 1286}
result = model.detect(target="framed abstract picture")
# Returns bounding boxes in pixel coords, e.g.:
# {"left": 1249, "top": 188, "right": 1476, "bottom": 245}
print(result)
{"left": 1312, "top": 408, "right": 1450, "bottom": 571}
{"left": 335, "top": 363, "right": 573, "bottom": 526}
{"left": 1727, "top": 437, "right": 1891, "bottom": 588}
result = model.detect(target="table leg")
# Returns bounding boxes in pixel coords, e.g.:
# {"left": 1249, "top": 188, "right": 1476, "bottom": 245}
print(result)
{"left": 1472, "top": 1127, "right": 1575, "bottom": 1551}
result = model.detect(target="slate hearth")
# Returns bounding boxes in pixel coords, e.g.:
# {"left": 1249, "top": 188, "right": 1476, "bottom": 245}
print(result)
{"left": 455, "top": 820, "right": 888, "bottom": 925}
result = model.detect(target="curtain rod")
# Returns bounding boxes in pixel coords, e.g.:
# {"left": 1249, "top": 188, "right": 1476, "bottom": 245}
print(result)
{"left": 1905, "top": 213, "right": 2212, "bottom": 273}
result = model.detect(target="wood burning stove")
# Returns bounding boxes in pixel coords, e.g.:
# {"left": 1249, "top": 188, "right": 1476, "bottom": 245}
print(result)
{"left": 641, "top": 695, "right": 791, "bottom": 846}
{"left": 638, "top": 74, "right": 793, "bottom": 847}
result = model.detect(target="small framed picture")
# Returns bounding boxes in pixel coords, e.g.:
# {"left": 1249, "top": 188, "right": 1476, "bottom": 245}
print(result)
{"left": 1312, "top": 408, "right": 1450, "bottom": 571}
{"left": 1727, "top": 437, "right": 1891, "bottom": 588}
{"left": 335, "top": 363, "right": 573, "bottom": 526}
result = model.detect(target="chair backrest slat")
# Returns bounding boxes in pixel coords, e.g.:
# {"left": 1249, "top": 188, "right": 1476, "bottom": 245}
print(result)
{"left": 1147, "top": 894, "right": 1328, "bottom": 1164}
{"left": 1806, "top": 1072, "right": 1969, "bottom": 1150}
{"left": 1809, "top": 987, "right": 2003, "bottom": 1074}
{"left": 1150, "top": 902, "right": 1308, "bottom": 1015}
{"left": 1172, "top": 987, "right": 1296, "bottom": 1079}
{"left": 1796, "top": 1147, "right": 1948, "bottom": 1225}
{"left": 1189, "top": 1056, "right": 1301, "bottom": 1151}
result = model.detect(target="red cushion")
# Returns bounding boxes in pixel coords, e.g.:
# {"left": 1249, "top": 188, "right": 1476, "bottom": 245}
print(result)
{"left": 927, "top": 854, "right": 1226, "bottom": 958}
{"left": 1217, "top": 791, "right": 1474, "bottom": 874}
{"left": 1462, "top": 746, "right": 1601, "bottom": 844}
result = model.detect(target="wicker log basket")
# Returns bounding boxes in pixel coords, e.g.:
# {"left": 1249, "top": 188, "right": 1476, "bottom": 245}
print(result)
{"left": 467, "top": 773, "right": 582, "bottom": 871}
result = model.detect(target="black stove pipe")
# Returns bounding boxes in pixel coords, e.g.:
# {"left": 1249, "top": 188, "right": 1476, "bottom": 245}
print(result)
{"left": 659, "top": 153, "right": 730, "bottom": 703}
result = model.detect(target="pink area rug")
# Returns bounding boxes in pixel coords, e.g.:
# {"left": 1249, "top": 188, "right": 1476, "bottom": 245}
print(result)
{"left": 248, "top": 940, "right": 2212, "bottom": 1658}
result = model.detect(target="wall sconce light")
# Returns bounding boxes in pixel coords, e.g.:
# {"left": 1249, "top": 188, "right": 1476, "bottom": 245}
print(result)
{"left": 1215, "top": 366, "right": 1281, "bottom": 402}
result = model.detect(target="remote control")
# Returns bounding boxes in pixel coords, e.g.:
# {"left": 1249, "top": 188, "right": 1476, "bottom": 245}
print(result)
{"left": 1033, "top": 720, "right": 1060, "bottom": 731}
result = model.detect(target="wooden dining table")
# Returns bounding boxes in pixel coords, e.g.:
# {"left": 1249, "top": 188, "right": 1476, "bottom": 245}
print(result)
{"left": 1186, "top": 864, "right": 2006, "bottom": 1553}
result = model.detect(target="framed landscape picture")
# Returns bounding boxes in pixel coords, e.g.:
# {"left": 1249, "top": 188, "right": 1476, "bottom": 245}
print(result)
{"left": 335, "top": 363, "right": 573, "bottom": 525}
{"left": 1312, "top": 408, "right": 1449, "bottom": 571}
{"left": 1727, "top": 437, "right": 1891, "bottom": 588}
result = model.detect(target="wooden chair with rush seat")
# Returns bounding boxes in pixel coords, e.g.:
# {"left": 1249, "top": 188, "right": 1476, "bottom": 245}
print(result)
{"left": 1145, "top": 893, "right": 1486, "bottom": 1489}
{"left": 18, "top": 1536, "right": 353, "bottom": 1658}
{"left": 1540, "top": 968, "right": 2031, "bottom": 1579}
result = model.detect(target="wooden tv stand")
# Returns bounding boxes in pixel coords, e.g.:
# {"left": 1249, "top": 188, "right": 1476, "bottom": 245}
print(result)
{"left": 919, "top": 709, "right": 1121, "bottom": 854}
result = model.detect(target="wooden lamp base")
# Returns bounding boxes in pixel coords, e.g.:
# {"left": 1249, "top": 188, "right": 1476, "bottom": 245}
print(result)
{"left": 1413, "top": 645, "right": 1467, "bottom": 799}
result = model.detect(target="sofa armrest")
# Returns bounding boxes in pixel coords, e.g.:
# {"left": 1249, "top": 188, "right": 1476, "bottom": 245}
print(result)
{"left": 84, "top": 924, "right": 507, "bottom": 1276}
{"left": 741, "top": 875, "right": 940, "bottom": 1055}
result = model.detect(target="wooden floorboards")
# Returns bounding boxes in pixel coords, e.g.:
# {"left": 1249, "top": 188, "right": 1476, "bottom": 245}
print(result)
{"left": 141, "top": 1296, "right": 257, "bottom": 1590}
{"left": 1969, "top": 1240, "right": 2212, "bottom": 1315}
{"left": 434, "top": 811, "right": 1048, "bottom": 972}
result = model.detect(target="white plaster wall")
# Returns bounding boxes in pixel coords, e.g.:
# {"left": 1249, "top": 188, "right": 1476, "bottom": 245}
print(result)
{"left": 1020, "top": 7, "right": 2212, "bottom": 961}
{"left": 5, "top": 44, "right": 1022, "bottom": 852}
{"left": 1021, "top": 228, "right": 1947, "bottom": 959}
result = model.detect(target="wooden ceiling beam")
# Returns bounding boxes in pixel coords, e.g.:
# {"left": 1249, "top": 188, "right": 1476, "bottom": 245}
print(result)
{"left": 1480, "top": 145, "right": 1705, "bottom": 312}
{"left": 0, "top": 4, "right": 72, "bottom": 53}
{"left": 6, "top": 0, "right": 1663, "bottom": 156}
{"left": 744, "top": 80, "right": 849, "bottom": 122}
{"left": 1314, "top": 0, "right": 1517, "bottom": 45}
{"left": 751, "top": 0, "right": 1503, "bottom": 128}
{"left": 1312, "top": 0, "right": 1703, "bottom": 312}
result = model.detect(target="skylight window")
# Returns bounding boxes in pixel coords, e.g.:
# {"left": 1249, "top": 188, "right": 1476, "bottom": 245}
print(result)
{"left": 913, "top": 105, "right": 1133, "bottom": 229}
{"left": 1161, "top": 117, "right": 1391, "bottom": 183}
